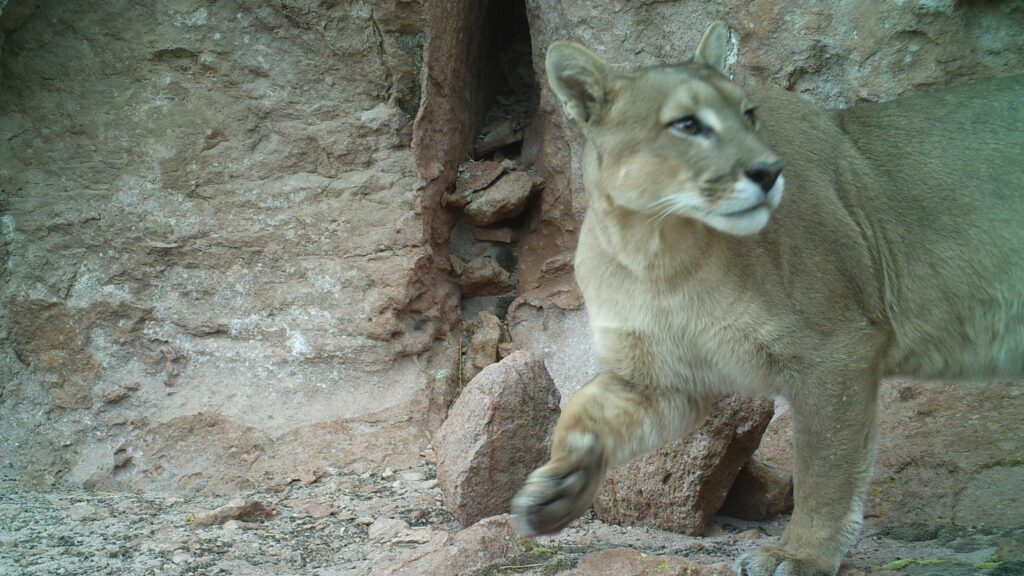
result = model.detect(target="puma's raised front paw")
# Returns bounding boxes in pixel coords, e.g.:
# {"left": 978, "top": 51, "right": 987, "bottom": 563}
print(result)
{"left": 733, "top": 547, "right": 835, "bottom": 576}
{"left": 510, "top": 433, "right": 605, "bottom": 536}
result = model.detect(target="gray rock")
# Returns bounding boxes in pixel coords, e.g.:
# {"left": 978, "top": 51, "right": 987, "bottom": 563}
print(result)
{"left": 434, "top": 352, "right": 560, "bottom": 527}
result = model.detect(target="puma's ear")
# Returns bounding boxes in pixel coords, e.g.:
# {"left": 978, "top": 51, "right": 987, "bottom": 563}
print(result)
{"left": 694, "top": 21, "right": 729, "bottom": 74}
{"left": 546, "top": 41, "right": 610, "bottom": 126}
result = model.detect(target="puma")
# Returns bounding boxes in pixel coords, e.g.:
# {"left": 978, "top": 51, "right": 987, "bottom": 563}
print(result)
{"left": 510, "top": 21, "right": 1024, "bottom": 576}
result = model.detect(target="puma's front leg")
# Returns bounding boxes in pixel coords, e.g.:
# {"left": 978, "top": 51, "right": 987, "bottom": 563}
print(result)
{"left": 512, "top": 372, "right": 708, "bottom": 535}
{"left": 736, "top": 376, "right": 880, "bottom": 576}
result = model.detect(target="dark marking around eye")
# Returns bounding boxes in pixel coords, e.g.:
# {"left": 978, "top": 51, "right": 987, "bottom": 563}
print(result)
{"left": 744, "top": 107, "right": 757, "bottom": 124}
{"left": 669, "top": 115, "right": 712, "bottom": 137}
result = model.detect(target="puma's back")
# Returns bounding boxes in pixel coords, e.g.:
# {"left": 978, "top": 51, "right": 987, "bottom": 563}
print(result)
{"left": 837, "top": 76, "right": 1024, "bottom": 379}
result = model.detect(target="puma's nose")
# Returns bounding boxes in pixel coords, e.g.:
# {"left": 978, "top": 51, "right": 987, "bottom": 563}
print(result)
{"left": 745, "top": 160, "right": 783, "bottom": 193}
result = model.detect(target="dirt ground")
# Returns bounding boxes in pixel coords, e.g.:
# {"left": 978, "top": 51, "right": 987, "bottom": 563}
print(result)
{"left": 1, "top": 462, "right": 1020, "bottom": 576}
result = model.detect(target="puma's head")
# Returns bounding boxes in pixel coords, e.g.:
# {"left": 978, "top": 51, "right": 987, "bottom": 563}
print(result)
{"left": 546, "top": 22, "right": 783, "bottom": 236}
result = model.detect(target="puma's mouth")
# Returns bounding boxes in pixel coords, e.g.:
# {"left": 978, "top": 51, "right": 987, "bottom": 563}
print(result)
{"left": 723, "top": 202, "right": 769, "bottom": 217}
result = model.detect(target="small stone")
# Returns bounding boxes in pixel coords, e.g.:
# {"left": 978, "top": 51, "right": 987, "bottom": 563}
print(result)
{"left": 457, "top": 257, "right": 512, "bottom": 297}
{"left": 102, "top": 387, "right": 129, "bottom": 404}
{"left": 399, "top": 470, "right": 426, "bottom": 483}
{"left": 472, "top": 227, "right": 515, "bottom": 243}
{"left": 497, "top": 342, "right": 515, "bottom": 359}
{"left": 462, "top": 311, "right": 502, "bottom": 383}
{"left": 474, "top": 117, "right": 526, "bottom": 157}
{"left": 69, "top": 503, "right": 106, "bottom": 522}
{"left": 286, "top": 468, "right": 320, "bottom": 485}
{"left": 191, "top": 499, "right": 273, "bottom": 528}
{"left": 368, "top": 517, "right": 409, "bottom": 542}
{"left": 449, "top": 255, "right": 465, "bottom": 276}
{"left": 455, "top": 161, "right": 505, "bottom": 197}
{"left": 463, "top": 171, "right": 543, "bottom": 226}
{"left": 382, "top": 467, "right": 394, "bottom": 479}
{"left": 356, "top": 516, "right": 375, "bottom": 526}
{"left": 289, "top": 498, "right": 335, "bottom": 518}
{"left": 171, "top": 550, "right": 192, "bottom": 564}
{"left": 372, "top": 515, "right": 524, "bottom": 576}
{"left": 392, "top": 528, "right": 438, "bottom": 544}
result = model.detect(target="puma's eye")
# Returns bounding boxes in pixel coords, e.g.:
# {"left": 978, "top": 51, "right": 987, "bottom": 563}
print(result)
{"left": 669, "top": 115, "right": 709, "bottom": 136}
{"left": 743, "top": 107, "right": 757, "bottom": 124}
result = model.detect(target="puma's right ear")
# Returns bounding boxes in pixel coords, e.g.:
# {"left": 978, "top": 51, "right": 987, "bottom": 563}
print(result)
{"left": 546, "top": 41, "right": 610, "bottom": 126}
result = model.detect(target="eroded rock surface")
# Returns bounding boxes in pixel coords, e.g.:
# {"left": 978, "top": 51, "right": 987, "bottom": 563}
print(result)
{"left": 0, "top": 0, "right": 457, "bottom": 492}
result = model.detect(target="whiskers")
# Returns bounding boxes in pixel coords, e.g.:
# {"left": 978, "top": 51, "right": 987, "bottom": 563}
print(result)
{"left": 645, "top": 193, "right": 703, "bottom": 227}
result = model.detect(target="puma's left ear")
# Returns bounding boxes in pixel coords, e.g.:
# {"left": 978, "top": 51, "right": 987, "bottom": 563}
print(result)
{"left": 694, "top": 21, "right": 729, "bottom": 74}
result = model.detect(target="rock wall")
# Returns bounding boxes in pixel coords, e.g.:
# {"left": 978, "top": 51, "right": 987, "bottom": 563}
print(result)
{"left": 0, "top": 0, "right": 459, "bottom": 492}
{"left": 2, "top": 0, "right": 1023, "bottom": 509}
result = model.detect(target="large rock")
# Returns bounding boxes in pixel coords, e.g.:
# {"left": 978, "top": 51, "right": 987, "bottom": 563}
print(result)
{"left": 373, "top": 514, "right": 525, "bottom": 576}
{"left": 756, "top": 381, "right": 1024, "bottom": 527}
{"left": 593, "top": 396, "right": 774, "bottom": 535}
{"left": 0, "top": 0, "right": 459, "bottom": 492}
{"left": 434, "top": 351, "right": 560, "bottom": 527}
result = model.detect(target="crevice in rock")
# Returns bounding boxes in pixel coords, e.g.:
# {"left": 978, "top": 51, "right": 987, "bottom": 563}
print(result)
{"left": 415, "top": 0, "right": 541, "bottom": 400}
{"left": 441, "top": 0, "right": 539, "bottom": 322}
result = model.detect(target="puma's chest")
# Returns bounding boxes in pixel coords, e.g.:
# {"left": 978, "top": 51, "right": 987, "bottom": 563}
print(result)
{"left": 579, "top": 265, "right": 778, "bottom": 395}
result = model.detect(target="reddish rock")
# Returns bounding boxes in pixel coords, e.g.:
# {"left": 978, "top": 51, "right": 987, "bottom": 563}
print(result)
{"left": 719, "top": 457, "right": 794, "bottom": 520}
{"left": 594, "top": 396, "right": 774, "bottom": 535}
{"left": 556, "top": 548, "right": 733, "bottom": 576}
{"left": 755, "top": 382, "right": 1024, "bottom": 527}
{"left": 458, "top": 257, "right": 513, "bottom": 297}
{"left": 463, "top": 171, "right": 543, "bottom": 226}
{"left": 373, "top": 514, "right": 525, "bottom": 576}
{"left": 434, "top": 352, "right": 560, "bottom": 527}
{"left": 462, "top": 311, "right": 502, "bottom": 384}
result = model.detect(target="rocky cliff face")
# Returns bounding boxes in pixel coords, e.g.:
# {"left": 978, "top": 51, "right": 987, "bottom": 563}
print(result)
{"left": 0, "top": 0, "right": 458, "bottom": 492}
{"left": 2, "top": 0, "right": 1023, "bottom": 513}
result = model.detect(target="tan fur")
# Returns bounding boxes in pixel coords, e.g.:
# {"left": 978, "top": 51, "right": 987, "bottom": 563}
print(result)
{"left": 511, "top": 22, "right": 1024, "bottom": 576}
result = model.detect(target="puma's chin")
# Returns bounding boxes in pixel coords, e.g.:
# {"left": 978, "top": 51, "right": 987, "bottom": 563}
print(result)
{"left": 702, "top": 174, "right": 785, "bottom": 236}
{"left": 703, "top": 205, "right": 772, "bottom": 236}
